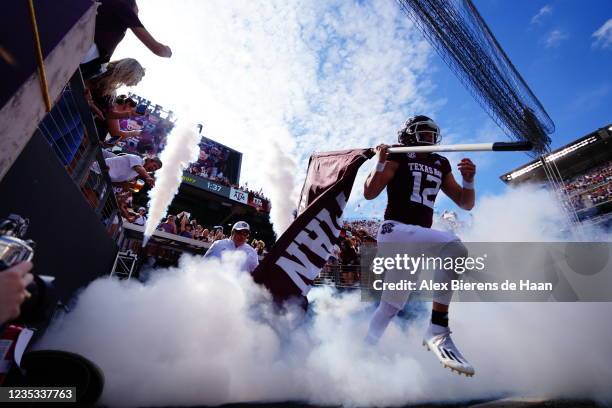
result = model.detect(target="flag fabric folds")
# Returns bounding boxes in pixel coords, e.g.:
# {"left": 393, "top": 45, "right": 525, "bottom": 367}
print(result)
{"left": 252, "top": 148, "right": 374, "bottom": 307}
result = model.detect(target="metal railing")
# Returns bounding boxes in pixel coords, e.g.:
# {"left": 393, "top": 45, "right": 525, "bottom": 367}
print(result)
{"left": 314, "top": 264, "right": 363, "bottom": 289}
{"left": 34, "top": 69, "right": 122, "bottom": 239}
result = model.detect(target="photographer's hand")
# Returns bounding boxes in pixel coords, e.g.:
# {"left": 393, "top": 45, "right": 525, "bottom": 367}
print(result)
{"left": 0, "top": 261, "right": 33, "bottom": 325}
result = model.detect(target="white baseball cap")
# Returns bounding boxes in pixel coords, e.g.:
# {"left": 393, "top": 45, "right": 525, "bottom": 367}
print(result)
{"left": 232, "top": 221, "right": 250, "bottom": 231}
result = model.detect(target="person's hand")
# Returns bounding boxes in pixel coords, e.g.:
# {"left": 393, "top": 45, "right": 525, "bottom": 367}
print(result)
{"left": 0, "top": 261, "right": 34, "bottom": 324}
{"left": 158, "top": 44, "right": 172, "bottom": 58}
{"left": 375, "top": 144, "right": 389, "bottom": 163}
{"left": 145, "top": 175, "right": 155, "bottom": 187}
{"left": 458, "top": 158, "right": 476, "bottom": 182}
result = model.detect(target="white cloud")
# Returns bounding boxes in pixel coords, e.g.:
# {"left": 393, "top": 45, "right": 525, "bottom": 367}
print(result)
{"left": 544, "top": 29, "right": 569, "bottom": 48}
{"left": 112, "top": 0, "right": 436, "bottom": 233}
{"left": 531, "top": 5, "right": 553, "bottom": 24}
{"left": 592, "top": 18, "right": 612, "bottom": 49}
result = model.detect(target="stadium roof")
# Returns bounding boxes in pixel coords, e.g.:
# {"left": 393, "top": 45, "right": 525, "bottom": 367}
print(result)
{"left": 500, "top": 124, "right": 612, "bottom": 185}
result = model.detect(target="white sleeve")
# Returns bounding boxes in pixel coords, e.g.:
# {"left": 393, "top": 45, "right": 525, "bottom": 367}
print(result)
{"left": 129, "top": 155, "right": 145, "bottom": 169}
{"left": 247, "top": 248, "right": 259, "bottom": 273}
{"left": 204, "top": 241, "right": 220, "bottom": 258}
{"left": 101, "top": 149, "right": 117, "bottom": 159}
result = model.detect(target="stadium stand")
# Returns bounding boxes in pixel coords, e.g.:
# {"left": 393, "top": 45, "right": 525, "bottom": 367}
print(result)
{"left": 501, "top": 125, "right": 612, "bottom": 229}
{"left": 98, "top": 92, "right": 275, "bottom": 270}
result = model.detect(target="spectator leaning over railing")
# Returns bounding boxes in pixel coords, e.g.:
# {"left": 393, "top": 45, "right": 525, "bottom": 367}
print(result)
{"left": 85, "top": 58, "right": 146, "bottom": 140}
{"left": 104, "top": 95, "right": 143, "bottom": 143}
{"left": 95, "top": 151, "right": 162, "bottom": 188}
{"left": 81, "top": 0, "right": 172, "bottom": 79}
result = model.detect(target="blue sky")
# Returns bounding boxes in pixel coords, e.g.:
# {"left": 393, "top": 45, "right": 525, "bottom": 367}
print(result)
{"left": 114, "top": 0, "right": 612, "bottom": 230}
{"left": 428, "top": 0, "right": 612, "bottom": 211}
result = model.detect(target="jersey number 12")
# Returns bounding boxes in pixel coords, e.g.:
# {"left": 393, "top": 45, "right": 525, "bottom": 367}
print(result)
{"left": 410, "top": 171, "right": 441, "bottom": 209}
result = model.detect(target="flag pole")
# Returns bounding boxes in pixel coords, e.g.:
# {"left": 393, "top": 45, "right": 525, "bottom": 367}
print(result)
{"left": 386, "top": 141, "right": 532, "bottom": 154}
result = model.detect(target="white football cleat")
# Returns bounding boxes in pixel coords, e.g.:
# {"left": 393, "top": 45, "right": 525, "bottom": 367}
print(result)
{"left": 422, "top": 325, "right": 475, "bottom": 377}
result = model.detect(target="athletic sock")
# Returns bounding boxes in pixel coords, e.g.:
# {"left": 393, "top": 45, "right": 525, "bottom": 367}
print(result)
{"left": 431, "top": 310, "right": 449, "bottom": 327}
{"left": 365, "top": 301, "right": 400, "bottom": 344}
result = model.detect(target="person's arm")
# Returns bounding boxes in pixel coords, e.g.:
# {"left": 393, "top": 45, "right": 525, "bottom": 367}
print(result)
{"left": 441, "top": 158, "right": 476, "bottom": 211}
{"left": 106, "top": 118, "right": 141, "bottom": 140}
{"left": 203, "top": 240, "right": 220, "bottom": 258}
{"left": 131, "top": 27, "right": 172, "bottom": 57}
{"left": 133, "top": 165, "right": 155, "bottom": 187}
{"left": 0, "top": 262, "right": 34, "bottom": 325}
{"left": 363, "top": 144, "right": 398, "bottom": 200}
{"left": 247, "top": 249, "right": 259, "bottom": 273}
{"left": 106, "top": 105, "right": 146, "bottom": 120}
{"left": 107, "top": 118, "right": 127, "bottom": 140}
{"left": 119, "top": 201, "right": 132, "bottom": 219}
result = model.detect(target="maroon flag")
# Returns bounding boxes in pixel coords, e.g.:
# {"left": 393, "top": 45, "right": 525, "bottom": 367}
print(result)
{"left": 252, "top": 148, "right": 374, "bottom": 307}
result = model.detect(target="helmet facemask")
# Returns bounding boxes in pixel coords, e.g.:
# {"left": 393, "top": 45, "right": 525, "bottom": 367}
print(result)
{"left": 398, "top": 116, "right": 441, "bottom": 146}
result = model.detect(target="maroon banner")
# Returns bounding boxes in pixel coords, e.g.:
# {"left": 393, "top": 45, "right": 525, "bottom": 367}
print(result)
{"left": 252, "top": 148, "right": 374, "bottom": 306}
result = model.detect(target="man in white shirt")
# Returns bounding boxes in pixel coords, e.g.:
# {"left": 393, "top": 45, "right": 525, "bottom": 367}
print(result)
{"left": 133, "top": 207, "right": 147, "bottom": 226}
{"left": 203, "top": 221, "right": 259, "bottom": 273}
{"left": 104, "top": 154, "right": 162, "bottom": 187}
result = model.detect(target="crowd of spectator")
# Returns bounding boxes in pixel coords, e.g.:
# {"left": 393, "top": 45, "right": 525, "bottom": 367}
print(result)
{"left": 562, "top": 160, "right": 612, "bottom": 210}
{"left": 343, "top": 219, "right": 381, "bottom": 239}
{"left": 155, "top": 212, "right": 226, "bottom": 242}
{"left": 315, "top": 220, "right": 379, "bottom": 287}
{"left": 583, "top": 184, "right": 612, "bottom": 206}
{"left": 146, "top": 211, "right": 268, "bottom": 256}
{"left": 562, "top": 160, "right": 612, "bottom": 196}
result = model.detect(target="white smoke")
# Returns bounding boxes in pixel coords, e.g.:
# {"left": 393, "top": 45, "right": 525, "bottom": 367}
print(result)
{"left": 143, "top": 126, "right": 201, "bottom": 245}
{"left": 264, "top": 140, "right": 299, "bottom": 234}
{"left": 38, "top": 187, "right": 612, "bottom": 407}
{"left": 461, "top": 185, "right": 568, "bottom": 242}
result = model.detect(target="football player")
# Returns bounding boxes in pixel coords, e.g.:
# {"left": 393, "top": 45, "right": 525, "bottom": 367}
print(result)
{"left": 363, "top": 115, "right": 476, "bottom": 376}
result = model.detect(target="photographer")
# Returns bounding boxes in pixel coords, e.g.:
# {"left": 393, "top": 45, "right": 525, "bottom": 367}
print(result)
{"left": 0, "top": 261, "right": 33, "bottom": 326}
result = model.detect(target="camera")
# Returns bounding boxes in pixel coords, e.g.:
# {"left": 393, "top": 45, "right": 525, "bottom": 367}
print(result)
{"left": 0, "top": 215, "right": 56, "bottom": 324}
{"left": 0, "top": 215, "right": 34, "bottom": 270}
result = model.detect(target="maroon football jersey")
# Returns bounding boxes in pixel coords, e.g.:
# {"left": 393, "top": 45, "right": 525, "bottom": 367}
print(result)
{"left": 384, "top": 152, "right": 451, "bottom": 228}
